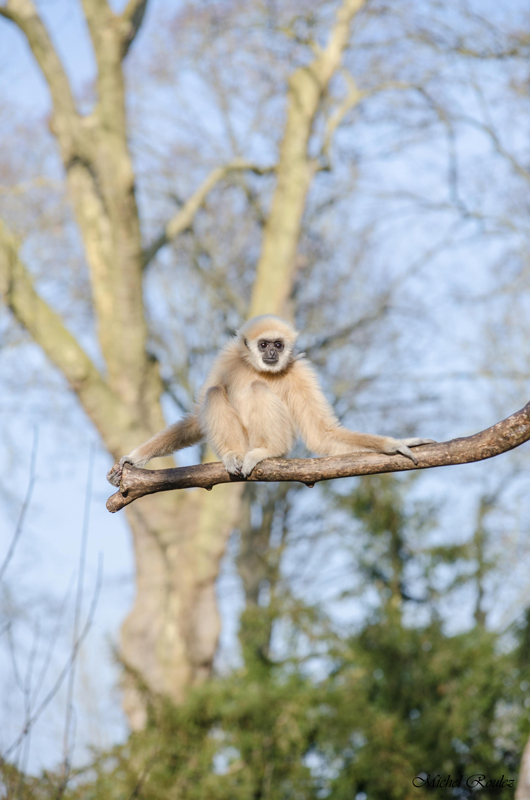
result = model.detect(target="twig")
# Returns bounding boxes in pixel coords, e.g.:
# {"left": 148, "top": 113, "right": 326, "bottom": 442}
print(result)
{"left": 107, "top": 402, "right": 530, "bottom": 512}
{"left": 141, "top": 160, "right": 274, "bottom": 268}
{"left": 58, "top": 443, "right": 95, "bottom": 797}
{"left": 0, "top": 557, "right": 103, "bottom": 763}
{"left": 0, "top": 427, "right": 38, "bottom": 582}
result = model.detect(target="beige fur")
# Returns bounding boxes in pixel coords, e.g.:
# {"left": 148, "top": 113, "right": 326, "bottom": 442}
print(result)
{"left": 107, "top": 315, "right": 434, "bottom": 484}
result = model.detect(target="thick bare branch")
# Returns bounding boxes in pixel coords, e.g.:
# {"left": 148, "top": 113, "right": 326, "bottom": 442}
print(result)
{"left": 249, "top": 0, "right": 367, "bottom": 317}
{"left": 81, "top": 0, "right": 149, "bottom": 61}
{"left": 0, "top": 0, "right": 81, "bottom": 152}
{"left": 0, "top": 220, "right": 139, "bottom": 453}
{"left": 80, "top": 0, "right": 128, "bottom": 132}
{"left": 80, "top": 0, "right": 113, "bottom": 39}
{"left": 311, "top": 0, "right": 366, "bottom": 85}
{"left": 106, "top": 402, "right": 530, "bottom": 512}
{"left": 120, "top": 0, "right": 149, "bottom": 58}
{"left": 142, "top": 160, "right": 274, "bottom": 268}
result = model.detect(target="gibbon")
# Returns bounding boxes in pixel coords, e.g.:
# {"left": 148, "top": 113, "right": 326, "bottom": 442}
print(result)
{"left": 107, "top": 315, "right": 435, "bottom": 485}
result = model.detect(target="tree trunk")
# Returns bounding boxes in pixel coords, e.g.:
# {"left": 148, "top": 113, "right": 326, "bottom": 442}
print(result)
{"left": 120, "top": 486, "right": 242, "bottom": 728}
{"left": 0, "top": 0, "right": 364, "bottom": 726}
{"left": 517, "top": 733, "right": 530, "bottom": 800}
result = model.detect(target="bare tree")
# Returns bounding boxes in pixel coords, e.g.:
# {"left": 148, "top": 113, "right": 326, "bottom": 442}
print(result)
{"left": 0, "top": 0, "right": 365, "bottom": 727}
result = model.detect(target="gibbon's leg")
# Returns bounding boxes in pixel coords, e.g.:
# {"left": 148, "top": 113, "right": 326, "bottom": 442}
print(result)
{"left": 322, "top": 432, "right": 436, "bottom": 465}
{"left": 200, "top": 385, "right": 249, "bottom": 476}
{"left": 241, "top": 380, "right": 295, "bottom": 478}
{"left": 107, "top": 414, "right": 203, "bottom": 486}
{"left": 287, "top": 361, "right": 436, "bottom": 465}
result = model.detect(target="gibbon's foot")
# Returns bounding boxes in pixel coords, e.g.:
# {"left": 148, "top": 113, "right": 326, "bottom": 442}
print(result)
{"left": 386, "top": 437, "right": 437, "bottom": 465}
{"left": 241, "top": 449, "right": 270, "bottom": 478}
{"left": 106, "top": 456, "right": 133, "bottom": 487}
{"left": 404, "top": 437, "right": 437, "bottom": 448}
{"left": 107, "top": 463, "right": 122, "bottom": 486}
{"left": 222, "top": 452, "right": 244, "bottom": 476}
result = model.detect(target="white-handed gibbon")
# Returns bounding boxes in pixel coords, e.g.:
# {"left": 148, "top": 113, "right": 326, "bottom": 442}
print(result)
{"left": 107, "top": 315, "right": 435, "bottom": 485}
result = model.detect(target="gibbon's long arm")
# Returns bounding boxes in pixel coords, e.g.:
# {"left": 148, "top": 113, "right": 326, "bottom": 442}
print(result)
{"left": 286, "top": 360, "right": 434, "bottom": 463}
{"left": 107, "top": 414, "right": 203, "bottom": 486}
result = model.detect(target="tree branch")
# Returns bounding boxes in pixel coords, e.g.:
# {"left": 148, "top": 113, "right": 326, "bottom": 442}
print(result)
{"left": 79, "top": 0, "right": 129, "bottom": 132}
{"left": 0, "top": 220, "right": 138, "bottom": 453}
{"left": 0, "top": 0, "right": 80, "bottom": 144}
{"left": 141, "top": 160, "right": 274, "bottom": 268}
{"left": 106, "top": 401, "right": 530, "bottom": 512}
{"left": 310, "top": 0, "right": 366, "bottom": 86}
{"left": 120, "top": 0, "right": 149, "bottom": 59}
{"left": 248, "top": 0, "right": 368, "bottom": 318}
{"left": 322, "top": 71, "right": 364, "bottom": 163}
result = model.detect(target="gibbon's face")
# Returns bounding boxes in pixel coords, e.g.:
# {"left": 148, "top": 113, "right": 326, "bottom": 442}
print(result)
{"left": 247, "top": 333, "right": 292, "bottom": 373}
{"left": 258, "top": 337, "right": 284, "bottom": 366}
{"left": 239, "top": 315, "right": 298, "bottom": 374}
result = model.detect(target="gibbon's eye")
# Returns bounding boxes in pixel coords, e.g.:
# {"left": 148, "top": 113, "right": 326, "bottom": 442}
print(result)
{"left": 274, "top": 341, "right": 284, "bottom": 350}
{"left": 259, "top": 341, "right": 268, "bottom": 349}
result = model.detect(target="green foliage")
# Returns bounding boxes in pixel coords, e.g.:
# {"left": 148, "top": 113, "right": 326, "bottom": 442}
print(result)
{"left": 0, "top": 763, "right": 60, "bottom": 800}
{"left": 5, "top": 475, "right": 529, "bottom": 799}
{"left": 20, "top": 612, "right": 522, "bottom": 800}
{"left": 323, "top": 621, "right": 521, "bottom": 799}
{"left": 67, "top": 672, "right": 324, "bottom": 800}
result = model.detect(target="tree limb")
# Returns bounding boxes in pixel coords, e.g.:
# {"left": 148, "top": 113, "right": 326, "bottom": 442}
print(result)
{"left": 248, "top": 0, "right": 368, "bottom": 318}
{"left": 0, "top": 220, "right": 139, "bottom": 453}
{"left": 79, "top": 0, "right": 129, "bottom": 133}
{"left": 0, "top": 0, "right": 80, "bottom": 142}
{"left": 141, "top": 160, "right": 274, "bottom": 268}
{"left": 106, "top": 401, "right": 530, "bottom": 512}
{"left": 310, "top": 0, "right": 366, "bottom": 86}
{"left": 322, "top": 71, "right": 364, "bottom": 162}
{"left": 120, "top": 0, "right": 149, "bottom": 58}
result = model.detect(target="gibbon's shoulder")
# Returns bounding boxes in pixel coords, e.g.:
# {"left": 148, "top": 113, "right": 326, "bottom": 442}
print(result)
{"left": 219, "top": 338, "right": 241, "bottom": 359}
{"left": 288, "top": 353, "right": 321, "bottom": 384}
{"left": 214, "top": 338, "right": 252, "bottom": 379}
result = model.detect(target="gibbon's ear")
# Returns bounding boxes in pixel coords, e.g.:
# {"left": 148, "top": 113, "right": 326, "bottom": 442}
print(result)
{"left": 244, "top": 338, "right": 250, "bottom": 350}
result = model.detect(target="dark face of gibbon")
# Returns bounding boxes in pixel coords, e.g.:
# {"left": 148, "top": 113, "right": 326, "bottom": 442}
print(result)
{"left": 258, "top": 338, "right": 285, "bottom": 366}
{"left": 239, "top": 316, "right": 297, "bottom": 374}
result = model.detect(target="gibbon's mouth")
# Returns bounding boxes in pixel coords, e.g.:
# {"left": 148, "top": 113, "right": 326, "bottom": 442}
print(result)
{"left": 262, "top": 357, "right": 278, "bottom": 365}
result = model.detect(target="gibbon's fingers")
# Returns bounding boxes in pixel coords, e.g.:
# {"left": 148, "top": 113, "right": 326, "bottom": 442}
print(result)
{"left": 403, "top": 438, "right": 437, "bottom": 463}
{"left": 106, "top": 455, "right": 134, "bottom": 486}
{"left": 385, "top": 437, "right": 437, "bottom": 465}
{"left": 222, "top": 452, "right": 244, "bottom": 476}
{"left": 107, "top": 463, "right": 123, "bottom": 486}
{"left": 107, "top": 464, "right": 120, "bottom": 486}
{"left": 395, "top": 444, "right": 418, "bottom": 464}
